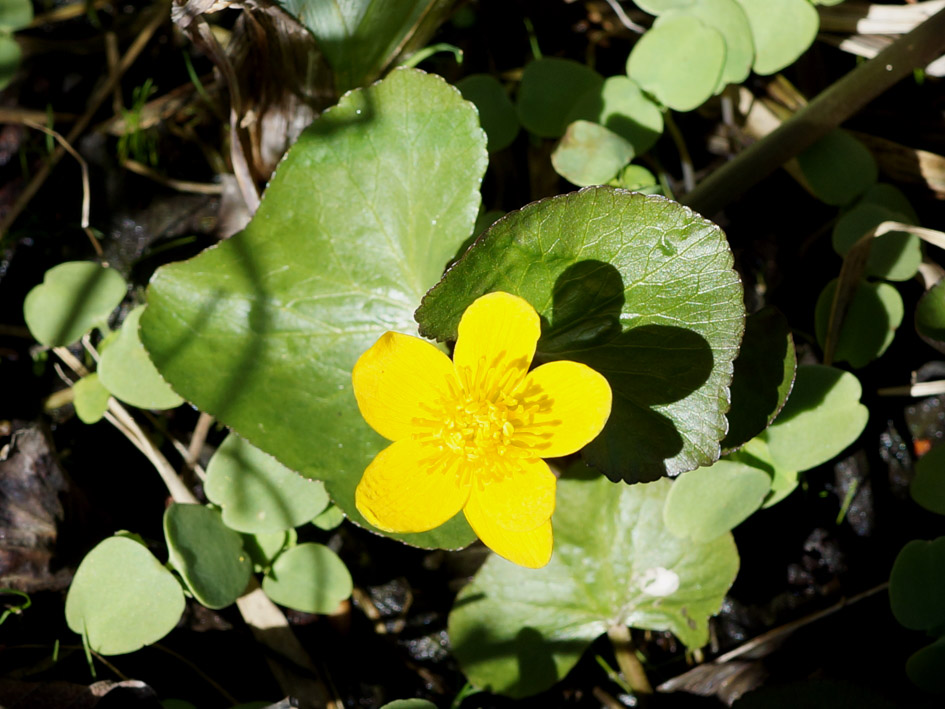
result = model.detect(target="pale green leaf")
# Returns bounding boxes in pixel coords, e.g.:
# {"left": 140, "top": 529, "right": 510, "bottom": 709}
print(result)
{"left": 736, "top": 0, "right": 818, "bottom": 75}
{"left": 65, "top": 536, "right": 185, "bottom": 655}
{"left": 141, "top": 69, "right": 486, "bottom": 550}
{"left": 205, "top": 434, "right": 330, "bottom": 534}
{"left": 831, "top": 203, "right": 920, "bottom": 282}
{"left": 449, "top": 470, "right": 739, "bottom": 698}
{"left": 24, "top": 262, "right": 126, "bottom": 347}
{"left": 672, "top": 0, "right": 754, "bottom": 88}
{"left": 552, "top": 120, "right": 634, "bottom": 186}
{"left": 565, "top": 76, "right": 663, "bottom": 154}
{"left": 262, "top": 543, "right": 352, "bottom": 614}
{"left": 97, "top": 306, "right": 184, "bottom": 410}
{"left": 73, "top": 373, "right": 110, "bottom": 424}
{"left": 0, "top": 0, "right": 32, "bottom": 30}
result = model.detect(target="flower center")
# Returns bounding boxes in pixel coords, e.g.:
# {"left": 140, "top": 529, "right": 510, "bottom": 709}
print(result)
{"left": 438, "top": 393, "right": 520, "bottom": 461}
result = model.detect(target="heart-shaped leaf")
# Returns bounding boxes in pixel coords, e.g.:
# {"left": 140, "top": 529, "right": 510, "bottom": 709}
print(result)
{"left": 205, "top": 434, "right": 330, "bottom": 534}
{"left": 670, "top": 0, "right": 755, "bottom": 89}
{"left": 815, "top": 279, "right": 903, "bottom": 368}
{"left": 416, "top": 187, "right": 745, "bottom": 483}
{"left": 262, "top": 542, "right": 352, "bottom": 614}
{"left": 722, "top": 306, "right": 796, "bottom": 453}
{"left": 516, "top": 58, "right": 603, "bottom": 138}
{"left": 141, "top": 69, "right": 486, "bottom": 550}
{"left": 889, "top": 537, "right": 945, "bottom": 632}
{"left": 448, "top": 468, "right": 739, "bottom": 698}
{"left": 164, "top": 504, "right": 252, "bottom": 609}
{"left": 729, "top": 437, "right": 799, "bottom": 508}
{"left": 24, "top": 262, "right": 126, "bottom": 347}
{"left": 760, "top": 365, "right": 868, "bottom": 473}
{"left": 97, "top": 306, "right": 184, "bottom": 410}
{"left": 626, "top": 14, "right": 725, "bottom": 112}
{"left": 663, "top": 460, "right": 772, "bottom": 542}
{"left": 736, "top": 0, "right": 818, "bottom": 75}
{"left": 552, "top": 120, "right": 634, "bottom": 187}
{"left": 65, "top": 536, "right": 185, "bottom": 655}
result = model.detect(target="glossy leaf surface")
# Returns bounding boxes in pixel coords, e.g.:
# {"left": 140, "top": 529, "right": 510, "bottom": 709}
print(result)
{"left": 142, "top": 69, "right": 485, "bottom": 550}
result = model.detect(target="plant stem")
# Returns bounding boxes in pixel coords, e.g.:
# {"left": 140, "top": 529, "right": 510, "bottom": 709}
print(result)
{"left": 684, "top": 6, "right": 945, "bottom": 216}
{"left": 607, "top": 624, "right": 653, "bottom": 696}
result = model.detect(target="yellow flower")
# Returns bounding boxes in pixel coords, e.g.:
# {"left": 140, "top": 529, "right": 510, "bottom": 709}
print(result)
{"left": 352, "top": 292, "right": 612, "bottom": 568}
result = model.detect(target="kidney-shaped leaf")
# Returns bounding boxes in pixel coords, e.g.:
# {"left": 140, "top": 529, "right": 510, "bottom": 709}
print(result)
{"left": 65, "top": 536, "right": 185, "bottom": 655}
{"left": 205, "top": 433, "right": 330, "bottom": 533}
{"left": 516, "top": 58, "right": 603, "bottom": 138}
{"left": 262, "top": 542, "right": 353, "bottom": 614}
{"left": 565, "top": 76, "right": 663, "bottom": 155}
{"left": 889, "top": 537, "right": 945, "bottom": 632}
{"left": 141, "top": 69, "right": 486, "bottom": 550}
{"left": 448, "top": 470, "right": 739, "bottom": 698}
{"left": 760, "top": 365, "right": 868, "bottom": 473}
{"left": 417, "top": 187, "right": 745, "bottom": 483}
{"left": 24, "top": 262, "right": 126, "bottom": 347}
{"left": 164, "top": 504, "right": 252, "bottom": 609}
{"left": 736, "top": 0, "right": 818, "bottom": 76}
{"left": 815, "top": 279, "right": 903, "bottom": 368}
{"left": 98, "top": 306, "right": 184, "bottom": 410}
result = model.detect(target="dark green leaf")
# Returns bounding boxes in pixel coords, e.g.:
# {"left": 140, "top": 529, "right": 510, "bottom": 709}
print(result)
{"left": 797, "top": 130, "right": 877, "bottom": 207}
{"left": 831, "top": 203, "right": 920, "bottom": 282}
{"left": 722, "top": 306, "right": 796, "bottom": 452}
{"left": 815, "top": 279, "right": 903, "bottom": 368}
{"left": 911, "top": 443, "right": 945, "bottom": 515}
{"left": 164, "top": 504, "right": 252, "bottom": 609}
{"left": 456, "top": 74, "right": 519, "bottom": 152}
{"left": 889, "top": 538, "right": 945, "bottom": 632}
{"left": 516, "top": 58, "right": 603, "bottom": 138}
{"left": 141, "top": 69, "right": 485, "bottom": 550}
{"left": 417, "top": 187, "right": 745, "bottom": 483}
{"left": 0, "top": 35, "right": 20, "bottom": 91}
{"left": 907, "top": 636, "right": 945, "bottom": 694}
{"left": 915, "top": 279, "right": 945, "bottom": 354}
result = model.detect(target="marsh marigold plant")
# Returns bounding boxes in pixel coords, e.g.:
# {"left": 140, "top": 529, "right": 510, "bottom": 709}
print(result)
{"left": 352, "top": 292, "right": 612, "bottom": 567}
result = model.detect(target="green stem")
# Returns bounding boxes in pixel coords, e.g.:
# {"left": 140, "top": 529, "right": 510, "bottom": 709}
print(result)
{"left": 607, "top": 624, "right": 653, "bottom": 696}
{"left": 683, "top": 6, "right": 945, "bottom": 216}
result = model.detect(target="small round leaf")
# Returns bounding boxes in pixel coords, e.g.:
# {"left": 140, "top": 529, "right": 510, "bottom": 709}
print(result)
{"left": 797, "top": 130, "right": 877, "bottom": 207}
{"left": 65, "top": 536, "right": 185, "bottom": 655}
{"left": 831, "top": 203, "right": 920, "bottom": 282}
{"left": 761, "top": 365, "right": 868, "bottom": 473}
{"left": 889, "top": 538, "right": 945, "bottom": 632}
{"left": 906, "top": 635, "right": 945, "bottom": 694}
{"left": 456, "top": 74, "right": 519, "bottom": 152}
{"left": 552, "top": 120, "right": 635, "bottom": 186}
{"left": 205, "top": 434, "right": 331, "bottom": 534}
{"left": 262, "top": 543, "right": 352, "bottom": 614}
{"left": 627, "top": 14, "right": 726, "bottom": 112}
{"left": 24, "top": 262, "right": 126, "bottom": 347}
{"left": 673, "top": 0, "right": 754, "bottom": 88}
{"left": 737, "top": 0, "right": 818, "bottom": 75}
{"left": 73, "top": 372, "right": 111, "bottom": 424}
{"left": 311, "top": 503, "right": 346, "bottom": 530}
{"left": 565, "top": 76, "right": 663, "bottom": 154}
{"left": 664, "top": 460, "right": 771, "bottom": 541}
{"left": 911, "top": 444, "right": 945, "bottom": 515}
{"left": 98, "top": 306, "right": 184, "bottom": 410}
{"left": 814, "top": 279, "right": 903, "bottom": 368}
{"left": 0, "top": 0, "right": 32, "bottom": 30}
{"left": 516, "top": 58, "right": 603, "bottom": 138}
{"left": 857, "top": 182, "right": 919, "bottom": 223}
{"left": 164, "top": 504, "right": 252, "bottom": 609}
{"left": 916, "top": 279, "right": 945, "bottom": 353}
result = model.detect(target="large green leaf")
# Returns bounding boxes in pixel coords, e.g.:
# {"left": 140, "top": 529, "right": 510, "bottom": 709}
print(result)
{"left": 141, "top": 69, "right": 486, "bottom": 549}
{"left": 65, "top": 536, "right": 185, "bottom": 655}
{"left": 281, "top": 0, "right": 444, "bottom": 92}
{"left": 416, "top": 187, "right": 745, "bottom": 483}
{"left": 448, "top": 469, "right": 739, "bottom": 698}
{"left": 163, "top": 504, "right": 252, "bottom": 609}
{"left": 205, "top": 433, "right": 330, "bottom": 533}
{"left": 24, "top": 261, "right": 126, "bottom": 347}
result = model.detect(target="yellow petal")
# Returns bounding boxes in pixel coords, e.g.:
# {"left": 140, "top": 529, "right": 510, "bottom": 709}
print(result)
{"left": 513, "top": 360, "right": 612, "bottom": 458}
{"left": 474, "top": 457, "right": 556, "bottom": 531}
{"left": 355, "top": 439, "right": 471, "bottom": 533}
{"left": 353, "top": 331, "right": 456, "bottom": 441}
{"left": 453, "top": 292, "right": 541, "bottom": 397}
{"left": 464, "top": 493, "right": 553, "bottom": 568}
